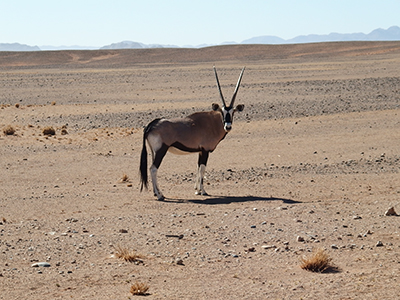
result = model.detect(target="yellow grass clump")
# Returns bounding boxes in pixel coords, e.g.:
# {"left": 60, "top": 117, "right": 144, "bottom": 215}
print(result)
{"left": 114, "top": 245, "right": 144, "bottom": 263}
{"left": 120, "top": 174, "right": 130, "bottom": 182}
{"left": 3, "top": 125, "right": 15, "bottom": 135}
{"left": 300, "top": 248, "right": 335, "bottom": 273}
{"left": 130, "top": 282, "right": 149, "bottom": 296}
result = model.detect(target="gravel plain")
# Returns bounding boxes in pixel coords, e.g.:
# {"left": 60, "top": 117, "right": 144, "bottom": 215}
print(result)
{"left": 1, "top": 42, "right": 400, "bottom": 299}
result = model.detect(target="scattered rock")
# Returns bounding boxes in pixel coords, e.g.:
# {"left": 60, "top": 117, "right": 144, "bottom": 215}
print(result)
{"left": 176, "top": 259, "right": 184, "bottom": 265}
{"left": 297, "top": 236, "right": 305, "bottom": 242}
{"left": 376, "top": 241, "right": 384, "bottom": 247}
{"left": 31, "top": 262, "right": 51, "bottom": 268}
{"left": 331, "top": 244, "right": 339, "bottom": 249}
{"left": 261, "top": 245, "right": 276, "bottom": 249}
{"left": 385, "top": 207, "right": 398, "bottom": 216}
{"left": 165, "top": 234, "right": 184, "bottom": 239}
{"left": 119, "top": 229, "right": 128, "bottom": 233}
{"left": 353, "top": 215, "right": 362, "bottom": 220}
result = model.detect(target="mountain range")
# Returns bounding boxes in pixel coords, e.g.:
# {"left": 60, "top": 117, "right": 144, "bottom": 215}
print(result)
{"left": 1, "top": 26, "right": 400, "bottom": 52}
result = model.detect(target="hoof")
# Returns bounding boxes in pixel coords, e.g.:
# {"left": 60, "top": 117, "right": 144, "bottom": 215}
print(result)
{"left": 195, "top": 191, "right": 209, "bottom": 196}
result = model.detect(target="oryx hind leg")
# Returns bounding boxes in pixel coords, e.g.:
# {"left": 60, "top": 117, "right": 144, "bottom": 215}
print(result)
{"left": 148, "top": 134, "right": 168, "bottom": 201}
{"left": 150, "top": 165, "right": 164, "bottom": 200}
{"left": 195, "top": 150, "right": 209, "bottom": 196}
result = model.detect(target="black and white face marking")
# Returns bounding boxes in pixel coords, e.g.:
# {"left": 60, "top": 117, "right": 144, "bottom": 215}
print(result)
{"left": 222, "top": 106, "right": 234, "bottom": 132}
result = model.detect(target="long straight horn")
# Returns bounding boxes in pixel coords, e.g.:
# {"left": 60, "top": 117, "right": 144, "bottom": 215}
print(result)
{"left": 230, "top": 67, "right": 245, "bottom": 107}
{"left": 213, "top": 66, "right": 227, "bottom": 107}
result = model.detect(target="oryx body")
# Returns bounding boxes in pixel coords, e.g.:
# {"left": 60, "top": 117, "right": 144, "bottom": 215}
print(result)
{"left": 140, "top": 67, "right": 245, "bottom": 200}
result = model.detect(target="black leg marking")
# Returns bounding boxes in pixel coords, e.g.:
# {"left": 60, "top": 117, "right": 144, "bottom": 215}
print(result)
{"left": 198, "top": 149, "right": 209, "bottom": 166}
{"left": 153, "top": 143, "right": 169, "bottom": 169}
{"left": 195, "top": 150, "right": 209, "bottom": 196}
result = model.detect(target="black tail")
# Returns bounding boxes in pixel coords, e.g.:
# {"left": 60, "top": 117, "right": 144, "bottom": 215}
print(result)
{"left": 139, "top": 130, "right": 148, "bottom": 191}
{"left": 139, "top": 118, "right": 163, "bottom": 191}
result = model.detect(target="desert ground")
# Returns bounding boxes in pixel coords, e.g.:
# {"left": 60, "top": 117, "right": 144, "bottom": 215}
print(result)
{"left": 1, "top": 42, "right": 400, "bottom": 299}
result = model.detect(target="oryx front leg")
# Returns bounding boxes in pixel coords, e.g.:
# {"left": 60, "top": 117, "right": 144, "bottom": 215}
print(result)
{"left": 195, "top": 164, "right": 208, "bottom": 195}
{"left": 195, "top": 150, "right": 209, "bottom": 196}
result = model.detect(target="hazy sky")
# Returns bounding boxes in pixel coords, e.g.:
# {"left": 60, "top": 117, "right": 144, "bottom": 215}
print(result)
{"left": 1, "top": 0, "right": 399, "bottom": 47}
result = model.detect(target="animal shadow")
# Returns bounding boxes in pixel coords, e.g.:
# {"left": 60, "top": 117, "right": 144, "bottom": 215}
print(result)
{"left": 163, "top": 195, "right": 300, "bottom": 205}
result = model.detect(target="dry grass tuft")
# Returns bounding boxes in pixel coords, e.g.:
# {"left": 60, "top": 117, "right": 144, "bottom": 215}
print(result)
{"left": 42, "top": 126, "right": 56, "bottom": 136}
{"left": 130, "top": 281, "right": 150, "bottom": 295}
{"left": 120, "top": 174, "right": 130, "bottom": 182}
{"left": 3, "top": 125, "right": 15, "bottom": 135}
{"left": 115, "top": 245, "right": 144, "bottom": 262}
{"left": 60, "top": 125, "right": 68, "bottom": 135}
{"left": 300, "top": 248, "right": 335, "bottom": 273}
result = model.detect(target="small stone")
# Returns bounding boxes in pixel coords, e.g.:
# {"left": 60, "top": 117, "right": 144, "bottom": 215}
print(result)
{"left": 376, "top": 241, "right": 384, "bottom": 247}
{"left": 31, "top": 262, "right": 51, "bottom": 268}
{"left": 261, "top": 245, "right": 276, "bottom": 249}
{"left": 176, "top": 259, "right": 184, "bottom": 265}
{"left": 353, "top": 215, "right": 362, "bottom": 220}
{"left": 250, "top": 225, "right": 256, "bottom": 228}
{"left": 119, "top": 229, "right": 128, "bottom": 233}
{"left": 385, "top": 207, "right": 398, "bottom": 216}
{"left": 331, "top": 244, "right": 339, "bottom": 249}
{"left": 297, "top": 236, "right": 305, "bottom": 242}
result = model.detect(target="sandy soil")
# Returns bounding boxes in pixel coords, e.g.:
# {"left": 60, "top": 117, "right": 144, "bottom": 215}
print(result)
{"left": 1, "top": 42, "right": 400, "bottom": 299}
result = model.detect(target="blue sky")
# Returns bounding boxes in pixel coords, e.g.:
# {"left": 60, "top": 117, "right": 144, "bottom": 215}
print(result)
{"left": 1, "top": 0, "right": 399, "bottom": 47}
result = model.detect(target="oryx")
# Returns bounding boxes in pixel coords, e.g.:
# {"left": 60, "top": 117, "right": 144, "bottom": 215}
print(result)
{"left": 139, "top": 67, "right": 245, "bottom": 200}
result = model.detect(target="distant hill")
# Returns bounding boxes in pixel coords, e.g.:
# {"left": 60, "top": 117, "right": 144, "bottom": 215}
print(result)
{"left": 242, "top": 26, "right": 400, "bottom": 45}
{"left": 102, "top": 26, "right": 400, "bottom": 49}
{"left": 1, "top": 26, "right": 400, "bottom": 51}
{"left": 100, "top": 41, "right": 179, "bottom": 50}
{"left": 0, "top": 43, "right": 40, "bottom": 51}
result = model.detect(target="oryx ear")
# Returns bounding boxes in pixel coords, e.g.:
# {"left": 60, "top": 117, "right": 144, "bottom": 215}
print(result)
{"left": 235, "top": 104, "right": 244, "bottom": 112}
{"left": 212, "top": 103, "right": 220, "bottom": 111}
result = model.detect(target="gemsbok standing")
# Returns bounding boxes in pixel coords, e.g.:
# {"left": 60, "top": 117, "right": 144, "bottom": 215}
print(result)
{"left": 140, "top": 67, "right": 245, "bottom": 200}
